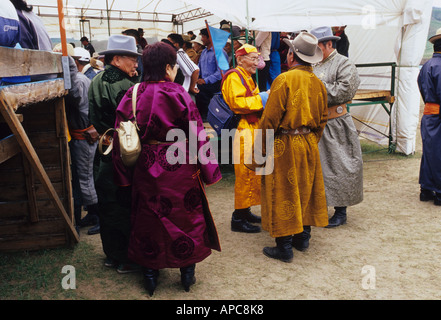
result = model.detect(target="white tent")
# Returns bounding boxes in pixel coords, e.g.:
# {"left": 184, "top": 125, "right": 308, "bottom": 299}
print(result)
{"left": 186, "top": 0, "right": 434, "bottom": 155}
{"left": 28, "top": 0, "right": 434, "bottom": 155}
{"left": 27, "top": 0, "right": 224, "bottom": 46}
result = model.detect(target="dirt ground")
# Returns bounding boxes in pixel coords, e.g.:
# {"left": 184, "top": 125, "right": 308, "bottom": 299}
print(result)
{"left": 79, "top": 103, "right": 441, "bottom": 300}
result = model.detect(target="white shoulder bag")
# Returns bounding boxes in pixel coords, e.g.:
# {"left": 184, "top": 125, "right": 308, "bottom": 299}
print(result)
{"left": 99, "top": 83, "right": 141, "bottom": 167}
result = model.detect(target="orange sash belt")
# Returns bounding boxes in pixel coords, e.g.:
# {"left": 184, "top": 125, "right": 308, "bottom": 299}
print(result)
{"left": 70, "top": 125, "right": 93, "bottom": 140}
{"left": 424, "top": 103, "right": 440, "bottom": 115}
{"left": 242, "top": 113, "right": 260, "bottom": 124}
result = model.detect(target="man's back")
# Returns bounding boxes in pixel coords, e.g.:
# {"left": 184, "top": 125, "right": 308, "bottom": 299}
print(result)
{"left": 418, "top": 53, "right": 441, "bottom": 104}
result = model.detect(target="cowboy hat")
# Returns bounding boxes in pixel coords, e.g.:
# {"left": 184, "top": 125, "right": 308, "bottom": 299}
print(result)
{"left": 53, "top": 43, "right": 75, "bottom": 56}
{"left": 429, "top": 27, "right": 441, "bottom": 44}
{"left": 99, "top": 35, "right": 141, "bottom": 56}
{"left": 191, "top": 35, "right": 203, "bottom": 46}
{"left": 310, "top": 26, "right": 341, "bottom": 43}
{"left": 283, "top": 32, "right": 323, "bottom": 64}
{"left": 73, "top": 47, "right": 91, "bottom": 62}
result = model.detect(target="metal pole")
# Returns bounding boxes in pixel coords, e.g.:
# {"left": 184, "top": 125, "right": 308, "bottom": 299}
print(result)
{"left": 106, "top": 0, "right": 111, "bottom": 36}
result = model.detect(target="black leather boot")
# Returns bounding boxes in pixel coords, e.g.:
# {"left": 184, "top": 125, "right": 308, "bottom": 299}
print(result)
{"left": 143, "top": 268, "right": 159, "bottom": 296}
{"left": 263, "top": 236, "right": 293, "bottom": 262}
{"left": 326, "top": 207, "right": 347, "bottom": 228}
{"left": 231, "top": 212, "right": 261, "bottom": 233}
{"left": 292, "top": 226, "right": 311, "bottom": 251}
{"left": 435, "top": 193, "right": 441, "bottom": 206}
{"left": 233, "top": 208, "right": 261, "bottom": 223}
{"left": 180, "top": 264, "right": 196, "bottom": 292}
{"left": 420, "top": 188, "right": 435, "bottom": 202}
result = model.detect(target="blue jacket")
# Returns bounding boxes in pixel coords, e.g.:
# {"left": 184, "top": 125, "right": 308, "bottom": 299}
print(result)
{"left": 418, "top": 53, "right": 441, "bottom": 104}
{"left": 198, "top": 46, "right": 228, "bottom": 84}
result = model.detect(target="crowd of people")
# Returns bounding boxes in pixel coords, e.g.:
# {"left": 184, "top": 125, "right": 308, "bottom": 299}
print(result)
{"left": 2, "top": 0, "right": 440, "bottom": 298}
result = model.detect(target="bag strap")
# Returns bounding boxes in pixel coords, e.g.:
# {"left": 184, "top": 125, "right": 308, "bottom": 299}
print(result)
{"left": 98, "top": 83, "right": 141, "bottom": 156}
{"left": 221, "top": 69, "right": 253, "bottom": 97}
{"left": 99, "top": 128, "right": 115, "bottom": 156}
{"left": 132, "top": 83, "right": 140, "bottom": 126}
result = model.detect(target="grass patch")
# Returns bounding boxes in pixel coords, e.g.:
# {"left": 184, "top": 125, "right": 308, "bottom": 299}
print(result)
{"left": 360, "top": 139, "right": 422, "bottom": 162}
{"left": 0, "top": 241, "right": 100, "bottom": 300}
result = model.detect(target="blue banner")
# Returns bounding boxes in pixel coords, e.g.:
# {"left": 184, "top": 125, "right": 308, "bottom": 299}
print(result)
{"left": 208, "top": 25, "right": 230, "bottom": 71}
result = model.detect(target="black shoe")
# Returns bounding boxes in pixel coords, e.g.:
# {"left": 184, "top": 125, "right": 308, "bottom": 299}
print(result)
{"left": 143, "top": 268, "right": 159, "bottom": 296}
{"left": 263, "top": 236, "right": 293, "bottom": 262}
{"left": 231, "top": 214, "right": 261, "bottom": 233}
{"left": 104, "top": 257, "right": 118, "bottom": 268}
{"left": 435, "top": 193, "right": 441, "bottom": 206}
{"left": 292, "top": 226, "right": 311, "bottom": 252}
{"left": 233, "top": 208, "right": 261, "bottom": 223}
{"left": 87, "top": 223, "right": 100, "bottom": 235}
{"left": 325, "top": 207, "right": 347, "bottom": 228}
{"left": 420, "top": 189, "right": 435, "bottom": 202}
{"left": 180, "top": 264, "right": 196, "bottom": 292}
{"left": 79, "top": 214, "right": 98, "bottom": 227}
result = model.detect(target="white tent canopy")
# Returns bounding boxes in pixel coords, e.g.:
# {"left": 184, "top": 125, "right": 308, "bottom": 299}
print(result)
{"left": 27, "top": 0, "right": 222, "bottom": 43}
{"left": 188, "top": 0, "right": 434, "bottom": 155}
{"left": 28, "top": 0, "right": 434, "bottom": 155}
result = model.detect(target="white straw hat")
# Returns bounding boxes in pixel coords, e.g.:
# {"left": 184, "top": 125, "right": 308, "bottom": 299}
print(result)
{"left": 429, "top": 27, "right": 441, "bottom": 44}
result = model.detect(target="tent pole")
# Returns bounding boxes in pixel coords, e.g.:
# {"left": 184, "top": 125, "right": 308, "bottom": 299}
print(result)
{"left": 106, "top": 0, "right": 111, "bottom": 36}
{"left": 56, "top": 0, "right": 71, "bottom": 90}
{"left": 56, "top": 0, "right": 67, "bottom": 57}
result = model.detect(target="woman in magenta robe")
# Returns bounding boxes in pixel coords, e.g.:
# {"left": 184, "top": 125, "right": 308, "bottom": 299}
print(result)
{"left": 112, "top": 42, "right": 221, "bottom": 296}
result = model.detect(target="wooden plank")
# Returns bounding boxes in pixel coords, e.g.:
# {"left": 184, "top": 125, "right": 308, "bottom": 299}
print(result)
{"left": 0, "top": 135, "right": 21, "bottom": 165}
{"left": 0, "top": 180, "right": 64, "bottom": 202}
{"left": 27, "top": 131, "right": 60, "bottom": 149}
{"left": 0, "top": 234, "right": 67, "bottom": 252}
{"left": 353, "top": 89, "right": 394, "bottom": 103}
{"left": 0, "top": 95, "right": 79, "bottom": 244}
{"left": 22, "top": 155, "right": 39, "bottom": 223}
{"left": 54, "top": 99, "right": 74, "bottom": 225}
{"left": 0, "top": 218, "right": 65, "bottom": 237}
{"left": 0, "top": 46, "right": 62, "bottom": 78}
{"left": 0, "top": 80, "right": 66, "bottom": 112}
{"left": 0, "top": 114, "right": 23, "bottom": 123}
{"left": 0, "top": 165, "right": 62, "bottom": 183}
{"left": 0, "top": 199, "right": 67, "bottom": 223}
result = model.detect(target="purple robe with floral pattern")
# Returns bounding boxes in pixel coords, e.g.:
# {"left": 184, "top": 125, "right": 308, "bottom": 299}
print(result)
{"left": 113, "top": 80, "right": 221, "bottom": 269}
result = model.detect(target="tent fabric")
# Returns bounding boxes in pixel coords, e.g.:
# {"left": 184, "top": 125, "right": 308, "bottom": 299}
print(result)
{"left": 186, "top": 0, "right": 434, "bottom": 155}
{"left": 27, "top": 0, "right": 434, "bottom": 154}
{"left": 26, "top": 0, "right": 222, "bottom": 43}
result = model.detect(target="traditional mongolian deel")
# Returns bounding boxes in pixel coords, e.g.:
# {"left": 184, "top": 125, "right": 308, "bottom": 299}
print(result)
{"left": 221, "top": 66, "right": 266, "bottom": 210}
{"left": 417, "top": 52, "right": 441, "bottom": 196}
{"left": 88, "top": 64, "right": 140, "bottom": 265}
{"left": 258, "top": 65, "right": 329, "bottom": 237}
{"left": 113, "top": 81, "right": 221, "bottom": 270}
{"left": 313, "top": 50, "right": 363, "bottom": 207}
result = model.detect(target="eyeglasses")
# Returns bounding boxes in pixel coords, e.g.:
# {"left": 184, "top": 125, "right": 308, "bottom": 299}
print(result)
{"left": 242, "top": 55, "right": 259, "bottom": 62}
{"left": 121, "top": 56, "right": 138, "bottom": 63}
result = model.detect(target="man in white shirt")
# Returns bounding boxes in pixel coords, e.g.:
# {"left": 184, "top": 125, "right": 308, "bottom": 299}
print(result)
{"left": 167, "top": 33, "right": 200, "bottom": 99}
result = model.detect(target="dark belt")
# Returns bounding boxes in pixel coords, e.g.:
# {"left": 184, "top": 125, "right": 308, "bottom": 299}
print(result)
{"left": 279, "top": 126, "right": 311, "bottom": 135}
